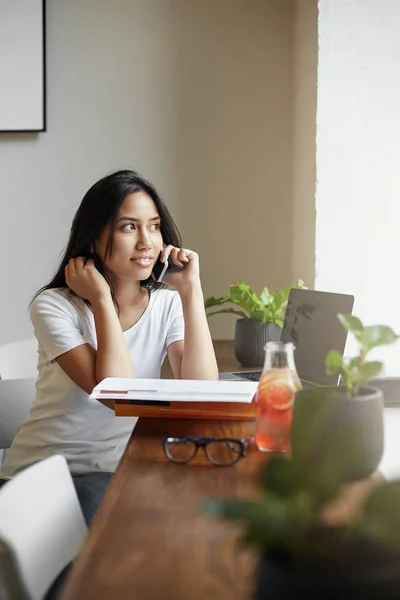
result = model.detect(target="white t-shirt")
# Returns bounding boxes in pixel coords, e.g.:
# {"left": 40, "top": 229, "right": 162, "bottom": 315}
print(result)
{"left": 1, "top": 287, "right": 184, "bottom": 477}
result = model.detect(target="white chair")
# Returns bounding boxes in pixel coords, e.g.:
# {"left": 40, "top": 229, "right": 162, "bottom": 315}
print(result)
{"left": 0, "top": 378, "right": 36, "bottom": 451}
{"left": 0, "top": 338, "right": 38, "bottom": 380}
{"left": 0, "top": 537, "right": 30, "bottom": 599}
{"left": 0, "top": 455, "right": 88, "bottom": 600}
{"left": 0, "top": 339, "right": 38, "bottom": 464}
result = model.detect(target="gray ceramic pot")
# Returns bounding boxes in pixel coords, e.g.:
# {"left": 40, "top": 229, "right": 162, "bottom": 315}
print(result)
{"left": 256, "top": 543, "right": 400, "bottom": 600}
{"left": 234, "top": 320, "right": 282, "bottom": 368}
{"left": 291, "top": 385, "right": 384, "bottom": 482}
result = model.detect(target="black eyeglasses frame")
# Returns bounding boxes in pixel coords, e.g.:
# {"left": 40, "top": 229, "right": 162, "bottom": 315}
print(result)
{"left": 162, "top": 435, "right": 249, "bottom": 466}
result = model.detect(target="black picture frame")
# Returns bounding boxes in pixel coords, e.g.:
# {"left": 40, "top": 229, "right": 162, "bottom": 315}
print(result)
{"left": 0, "top": 0, "right": 46, "bottom": 133}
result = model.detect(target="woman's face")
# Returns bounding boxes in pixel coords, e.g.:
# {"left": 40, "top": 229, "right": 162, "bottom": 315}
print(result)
{"left": 96, "top": 191, "right": 164, "bottom": 283}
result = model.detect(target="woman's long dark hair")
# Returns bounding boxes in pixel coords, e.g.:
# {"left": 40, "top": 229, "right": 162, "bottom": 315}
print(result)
{"left": 32, "top": 169, "right": 182, "bottom": 307}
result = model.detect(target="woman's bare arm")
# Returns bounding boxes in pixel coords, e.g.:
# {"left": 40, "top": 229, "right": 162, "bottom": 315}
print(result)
{"left": 56, "top": 258, "right": 134, "bottom": 400}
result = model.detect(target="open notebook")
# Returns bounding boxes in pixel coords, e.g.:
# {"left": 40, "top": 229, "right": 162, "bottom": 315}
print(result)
{"left": 90, "top": 377, "right": 258, "bottom": 405}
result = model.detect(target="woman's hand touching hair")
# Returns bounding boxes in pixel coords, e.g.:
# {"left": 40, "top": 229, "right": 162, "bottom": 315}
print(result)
{"left": 65, "top": 257, "right": 111, "bottom": 305}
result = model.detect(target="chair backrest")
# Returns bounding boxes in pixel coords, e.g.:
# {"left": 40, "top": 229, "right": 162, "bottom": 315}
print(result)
{"left": 0, "top": 339, "right": 38, "bottom": 380}
{"left": 0, "top": 455, "right": 87, "bottom": 600}
{"left": 0, "top": 538, "right": 30, "bottom": 599}
{"left": 0, "top": 379, "right": 37, "bottom": 449}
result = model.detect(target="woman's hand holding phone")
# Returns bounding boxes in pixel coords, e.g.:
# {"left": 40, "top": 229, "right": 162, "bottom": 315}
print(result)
{"left": 152, "top": 245, "right": 200, "bottom": 291}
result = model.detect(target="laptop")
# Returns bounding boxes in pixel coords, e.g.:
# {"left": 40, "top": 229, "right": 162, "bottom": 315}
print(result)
{"left": 219, "top": 288, "right": 355, "bottom": 387}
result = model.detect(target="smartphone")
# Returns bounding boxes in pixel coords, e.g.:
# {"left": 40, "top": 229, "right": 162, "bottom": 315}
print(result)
{"left": 152, "top": 252, "right": 182, "bottom": 282}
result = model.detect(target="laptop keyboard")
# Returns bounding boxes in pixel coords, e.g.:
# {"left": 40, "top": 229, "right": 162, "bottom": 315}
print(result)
{"left": 232, "top": 371, "right": 318, "bottom": 389}
{"left": 233, "top": 371, "right": 262, "bottom": 382}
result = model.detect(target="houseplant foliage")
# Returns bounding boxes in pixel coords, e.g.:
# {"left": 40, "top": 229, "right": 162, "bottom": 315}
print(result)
{"left": 291, "top": 314, "right": 399, "bottom": 482}
{"left": 206, "top": 316, "right": 400, "bottom": 598}
{"left": 204, "top": 279, "right": 306, "bottom": 326}
{"left": 204, "top": 280, "right": 306, "bottom": 367}
{"left": 325, "top": 314, "right": 399, "bottom": 398}
{"left": 205, "top": 454, "right": 400, "bottom": 599}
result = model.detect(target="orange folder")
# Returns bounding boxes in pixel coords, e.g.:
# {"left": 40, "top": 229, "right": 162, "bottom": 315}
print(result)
{"left": 114, "top": 397, "right": 256, "bottom": 420}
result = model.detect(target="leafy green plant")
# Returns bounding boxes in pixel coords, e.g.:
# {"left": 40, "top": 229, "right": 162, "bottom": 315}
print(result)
{"left": 205, "top": 316, "right": 400, "bottom": 571}
{"left": 205, "top": 454, "right": 400, "bottom": 565}
{"left": 204, "top": 280, "right": 306, "bottom": 327}
{"left": 325, "top": 315, "right": 399, "bottom": 398}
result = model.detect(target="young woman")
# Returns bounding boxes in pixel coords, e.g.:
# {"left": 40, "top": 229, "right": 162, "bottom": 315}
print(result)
{"left": 1, "top": 169, "right": 218, "bottom": 523}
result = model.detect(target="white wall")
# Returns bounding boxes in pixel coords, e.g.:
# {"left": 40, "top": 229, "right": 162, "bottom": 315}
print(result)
{"left": 0, "top": 0, "right": 295, "bottom": 344}
{"left": 316, "top": 0, "right": 400, "bottom": 372}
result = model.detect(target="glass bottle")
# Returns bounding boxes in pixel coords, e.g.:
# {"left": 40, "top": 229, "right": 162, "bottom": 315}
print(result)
{"left": 255, "top": 341, "right": 301, "bottom": 453}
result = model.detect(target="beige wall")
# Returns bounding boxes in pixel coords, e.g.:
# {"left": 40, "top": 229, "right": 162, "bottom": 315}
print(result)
{"left": 292, "top": 0, "right": 318, "bottom": 289}
{"left": 177, "top": 0, "right": 296, "bottom": 340}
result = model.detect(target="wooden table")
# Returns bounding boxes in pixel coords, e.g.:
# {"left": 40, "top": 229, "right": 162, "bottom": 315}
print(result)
{"left": 60, "top": 417, "right": 266, "bottom": 600}
{"left": 60, "top": 339, "right": 387, "bottom": 599}
{"left": 61, "top": 414, "right": 382, "bottom": 600}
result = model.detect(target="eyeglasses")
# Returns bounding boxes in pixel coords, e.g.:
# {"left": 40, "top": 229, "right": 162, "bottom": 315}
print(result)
{"left": 163, "top": 436, "right": 249, "bottom": 466}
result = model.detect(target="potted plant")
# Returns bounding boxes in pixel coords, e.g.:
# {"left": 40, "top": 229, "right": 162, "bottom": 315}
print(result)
{"left": 291, "top": 315, "right": 399, "bottom": 482}
{"left": 205, "top": 316, "right": 400, "bottom": 599}
{"left": 206, "top": 454, "right": 400, "bottom": 599}
{"left": 204, "top": 280, "right": 306, "bottom": 368}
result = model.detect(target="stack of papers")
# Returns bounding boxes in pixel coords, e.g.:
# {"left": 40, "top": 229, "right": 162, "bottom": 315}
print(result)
{"left": 90, "top": 377, "right": 258, "bottom": 404}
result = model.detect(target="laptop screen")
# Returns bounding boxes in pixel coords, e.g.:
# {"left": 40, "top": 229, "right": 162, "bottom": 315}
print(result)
{"left": 280, "top": 289, "right": 355, "bottom": 385}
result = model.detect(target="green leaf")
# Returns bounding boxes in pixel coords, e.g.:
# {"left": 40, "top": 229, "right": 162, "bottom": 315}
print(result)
{"left": 259, "top": 456, "right": 302, "bottom": 497}
{"left": 331, "top": 316, "right": 399, "bottom": 394}
{"left": 345, "top": 357, "right": 362, "bottom": 380}
{"left": 353, "top": 360, "right": 383, "bottom": 383}
{"left": 281, "top": 285, "right": 292, "bottom": 297}
{"left": 206, "top": 308, "right": 249, "bottom": 319}
{"left": 325, "top": 350, "right": 344, "bottom": 375}
{"left": 361, "top": 482, "right": 400, "bottom": 551}
{"left": 204, "top": 497, "right": 260, "bottom": 521}
{"left": 270, "top": 292, "right": 286, "bottom": 313}
{"left": 228, "top": 283, "right": 264, "bottom": 320}
{"left": 267, "top": 289, "right": 291, "bottom": 324}
{"left": 363, "top": 481, "right": 400, "bottom": 519}
{"left": 205, "top": 280, "right": 306, "bottom": 325}
{"left": 358, "top": 325, "right": 399, "bottom": 354}
{"left": 204, "top": 295, "right": 229, "bottom": 309}
{"left": 338, "top": 313, "right": 364, "bottom": 333}
{"left": 260, "top": 287, "right": 272, "bottom": 306}
{"left": 205, "top": 494, "right": 298, "bottom": 551}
